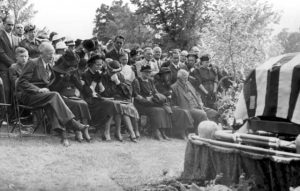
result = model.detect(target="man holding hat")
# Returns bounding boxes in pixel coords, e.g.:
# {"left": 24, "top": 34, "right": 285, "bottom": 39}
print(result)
{"left": 19, "top": 24, "right": 41, "bottom": 58}
{"left": 106, "top": 35, "right": 126, "bottom": 61}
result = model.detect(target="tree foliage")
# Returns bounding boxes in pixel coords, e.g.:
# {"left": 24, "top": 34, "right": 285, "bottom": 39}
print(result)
{"left": 277, "top": 28, "right": 300, "bottom": 53}
{"left": 199, "top": 0, "right": 281, "bottom": 78}
{"left": 1, "top": 0, "right": 37, "bottom": 23}
{"left": 131, "top": 0, "right": 213, "bottom": 50}
{"left": 93, "top": 0, "right": 154, "bottom": 48}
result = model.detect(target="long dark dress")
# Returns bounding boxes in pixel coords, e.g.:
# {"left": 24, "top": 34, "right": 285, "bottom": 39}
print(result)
{"left": 155, "top": 78, "right": 194, "bottom": 134}
{"left": 193, "top": 65, "right": 218, "bottom": 109}
{"left": 81, "top": 69, "right": 120, "bottom": 127}
{"left": 132, "top": 77, "right": 171, "bottom": 130}
{"left": 100, "top": 73, "right": 139, "bottom": 119}
{"left": 49, "top": 69, "right": 91, "bottom": 123}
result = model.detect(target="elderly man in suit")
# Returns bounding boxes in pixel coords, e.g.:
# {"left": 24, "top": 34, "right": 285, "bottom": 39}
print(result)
{"left": 18, "top": 42, "right": 88, "bottom": 146}
{"left": 171, "top": 69, "right": 219, "bottom": 132}
{"left": 0, "top": 16, "right": 19, "bottom": 105}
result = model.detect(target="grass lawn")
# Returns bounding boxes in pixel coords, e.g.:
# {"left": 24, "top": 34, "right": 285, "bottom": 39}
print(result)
{"left": 0, "top": 134, "right": 187, "bottom": 191}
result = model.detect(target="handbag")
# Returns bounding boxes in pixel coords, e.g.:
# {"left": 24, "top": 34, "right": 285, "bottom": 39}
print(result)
{"left": 152, "top": 92, "right": 167, "bottom": 105}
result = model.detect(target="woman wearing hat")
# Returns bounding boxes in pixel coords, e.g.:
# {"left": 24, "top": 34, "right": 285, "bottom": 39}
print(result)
{"left": 19, "top": 24, "right": 41, "bottom": 58}
{"left": 82, "top": 55, "right": 138, "bottom": 142}
{"left": 155, "top": 67, "right": 194, "bottom": 139}
{"left": 99, "top": 60, "right": 139, "bottom": 142}
{"left": 49, "top": 50, "right": 91, "bottom": 142}
{"left": 132, "top": 65, "right": 172, "bottom": 140}
{"left": 193, "top": 54, "right": 218, "bottom": 109}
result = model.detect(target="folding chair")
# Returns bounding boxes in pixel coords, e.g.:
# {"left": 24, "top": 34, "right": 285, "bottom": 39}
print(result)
{"left": 10, "top": 79, "right": 48, "bottom": 136}
{"left": 0, "top": 76, "right": 11, "bottom": 134}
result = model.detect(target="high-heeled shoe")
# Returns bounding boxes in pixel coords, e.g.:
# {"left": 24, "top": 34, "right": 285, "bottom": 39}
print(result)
{"left": 60, "top": 130, "right": 70, "bottom": 147}
{"left": 161, "top": 130, "right": 170, "bottom": 140}
{"left": 135, "top": 131, "right": 140, "bottom": 139}
{"left": 130, "top": 136, "right": 137, "bottom": 143}
{"left": 102, "top": 134, "right": 111, "bottom": 141}
{"left": 75, "top": 131, "right": 84, "bottom": 143}
{"left": 114, "top": 134, "right": 123, "bottom": 142}
{"left": 61, "top": 138, "right": 71, "bottom": 147}
{"left": 153, "top": 129, "right": 162, "bottom": 141}
{"left": 82, "top": 127, "right": 91, "bottom": 143}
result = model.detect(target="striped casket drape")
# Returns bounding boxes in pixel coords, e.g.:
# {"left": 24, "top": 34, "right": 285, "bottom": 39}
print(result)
{"left": 235, "top": 52, "right": 300, "bottom": 124}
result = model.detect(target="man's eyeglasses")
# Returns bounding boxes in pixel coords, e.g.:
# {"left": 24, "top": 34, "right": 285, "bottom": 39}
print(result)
{"left": 16, "top": 27, "right": 23, "bottom": 29}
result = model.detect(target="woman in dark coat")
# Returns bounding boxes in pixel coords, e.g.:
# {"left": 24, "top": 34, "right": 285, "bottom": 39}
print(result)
{"left": 193, "top": 55, "right": 218, "bottom": 109}
{"left": 81, "top": 55, "right": 138, "bottom": 142}
{"left": 49, "top": 50, "right": 91, "bottom": 142}
{"left": 132, "top": 65, "right": 172, "bottom": 140}
{"left": 100, "top": 60, "right": 139, "bottom": 142}
{"left": 154, "top": 67, "right": 194, "bottom": 139}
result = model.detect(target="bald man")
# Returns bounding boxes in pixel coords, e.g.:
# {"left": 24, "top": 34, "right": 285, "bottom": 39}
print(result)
{"left": 18, "top": 42, "right": 88, "bottom": 146}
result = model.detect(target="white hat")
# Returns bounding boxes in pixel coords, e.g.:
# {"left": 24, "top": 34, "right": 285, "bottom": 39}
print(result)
{"left": 55, "top": 41, "right": 67, "bottom": 50}
{"left": 52, "top": 34, "right": 65, "bottom": 42}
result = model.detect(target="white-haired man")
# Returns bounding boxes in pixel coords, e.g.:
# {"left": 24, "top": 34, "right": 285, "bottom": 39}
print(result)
{"left": 171, "top": 69, "right": 219, "bottom": 131}
{"left": 18, "top": 42, "right": 88, "bottom": 146}
{"left": 134, "top": 47, "right": 159, "bottom": 78}
{"left": 153, "top": 46, "right": 163, "bottom": 68}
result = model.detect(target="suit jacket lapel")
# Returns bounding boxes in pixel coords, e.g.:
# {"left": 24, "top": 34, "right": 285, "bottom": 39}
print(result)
{"left": 37, "top": 58, "right": 48, "bottom": 83}
{"left": 2, "top": 31, "right": 12, "bottom": 49}
{"left": 177, "top": 82, "right": 190, "bottom": 101}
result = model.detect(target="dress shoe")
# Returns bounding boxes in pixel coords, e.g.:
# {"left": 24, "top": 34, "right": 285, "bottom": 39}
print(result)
{"left": 75, "top": 131, "right": 84, "bottom": 143}
{"left": 61, "top": 138, "right": 70, "bottom": 147}
{"left": 153, "top": 129, "right": 162, "bottom": 140}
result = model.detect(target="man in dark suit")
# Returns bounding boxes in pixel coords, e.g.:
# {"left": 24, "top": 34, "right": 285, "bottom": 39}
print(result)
{"left": 0, "top": 16, "right": 19, "bottom": 104}
{"left": 161, "top": 50, "right": 188, "bottom": 84}
{"left": 18, "top": 42, "right": 88, "bottom": 146}
{"left": 105, "top": 35, "right": 125, "bottom": 61}
{"left": 171, "top": 69, "right": 219, "bottom": 131}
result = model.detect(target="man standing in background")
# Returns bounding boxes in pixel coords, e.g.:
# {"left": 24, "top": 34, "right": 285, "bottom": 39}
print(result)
{"left": 0, "top": 16, "right": 18, "bottom": 104}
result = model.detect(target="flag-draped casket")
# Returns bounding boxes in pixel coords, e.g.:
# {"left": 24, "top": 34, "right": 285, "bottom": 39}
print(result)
{"left": 235, "top": 52, "right": 300, "bottom": 125}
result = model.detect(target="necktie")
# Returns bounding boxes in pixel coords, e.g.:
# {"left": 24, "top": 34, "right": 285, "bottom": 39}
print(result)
{"left": 46, "top": 64, "right": 51, "bottom": 80}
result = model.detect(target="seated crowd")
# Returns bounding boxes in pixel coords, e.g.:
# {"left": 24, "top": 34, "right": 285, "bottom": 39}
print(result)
{"left": 0, "top": 16, "right": 227, "bottom": 146}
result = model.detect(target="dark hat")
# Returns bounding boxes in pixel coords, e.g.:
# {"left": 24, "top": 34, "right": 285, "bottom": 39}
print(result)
{"left": 87, "top": 54, "right": 105, "bottom": 67}
{"left": 82, "top": 39, "right": 96, "bottom": 52}
{"left": 53, "top": 50, "right": 79, "bottom": 72}
{"left": 24, "top": 24, "right": 36, "bottom": 33}
{"left": 130, "top": 49, "right": 138, "bottom": 57}
{"left": 107, "top": 60, "right": 122, "bottom": 73}
{"left": 200, "top": 54, "right": 210, "bottom": 61}
{"left": 158, "top": 67, "right": 171, "bottom": 75}
{"left": 140, "top": 64, "right": 152, "bottom": 73}
{"left": 75, "top": 39, "right": 82, "bottom": 48}
{"left": 187, "top": 52, "right": 198, "bottom": 59}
